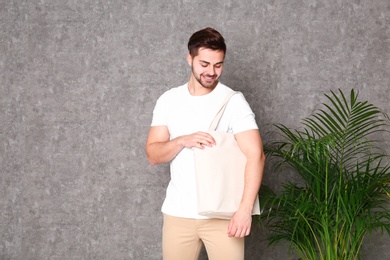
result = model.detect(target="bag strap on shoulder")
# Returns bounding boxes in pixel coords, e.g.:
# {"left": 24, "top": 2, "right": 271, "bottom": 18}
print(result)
{"left": 209, "top": 91, "right": 239, "bottom": 131}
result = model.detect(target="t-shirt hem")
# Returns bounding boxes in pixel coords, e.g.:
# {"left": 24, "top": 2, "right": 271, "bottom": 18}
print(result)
{"left": 161, "top": 209, "right": 211, "bottom": 219}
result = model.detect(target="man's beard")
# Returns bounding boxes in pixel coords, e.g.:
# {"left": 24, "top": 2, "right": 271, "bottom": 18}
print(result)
{"left": 192, "top": 69, "right": 219, "bottom": 89}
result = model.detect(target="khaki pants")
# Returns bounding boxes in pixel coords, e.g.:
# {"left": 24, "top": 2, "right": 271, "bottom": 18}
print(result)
{"left": 162, "top": 214, "right": 244, "bottom": 260}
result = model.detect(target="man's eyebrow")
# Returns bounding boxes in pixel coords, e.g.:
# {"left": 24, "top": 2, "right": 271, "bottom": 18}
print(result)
{"left": 199, "top": 60, "right": 224, "bottom": 65}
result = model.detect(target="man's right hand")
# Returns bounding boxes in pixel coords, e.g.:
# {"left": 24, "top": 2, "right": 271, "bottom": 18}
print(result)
{"left": 146, "top": 127, "right": 215, "bottom": 165}
{"left": 180, "top": 131, "right": 216, "bottom": 150}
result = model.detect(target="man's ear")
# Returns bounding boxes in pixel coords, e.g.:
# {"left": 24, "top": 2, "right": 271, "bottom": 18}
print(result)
{"left": 187, "top": 53, "right": 193, "bottom": 66}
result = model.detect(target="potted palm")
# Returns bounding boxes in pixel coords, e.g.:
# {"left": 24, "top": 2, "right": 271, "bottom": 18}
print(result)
{"left": 258, "top": 89, "right": 390, "bottom": 259}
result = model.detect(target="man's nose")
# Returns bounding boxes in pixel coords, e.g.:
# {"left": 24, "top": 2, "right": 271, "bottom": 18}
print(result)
{"left": 207, "top": 66, "right": 216, "bottom": 75}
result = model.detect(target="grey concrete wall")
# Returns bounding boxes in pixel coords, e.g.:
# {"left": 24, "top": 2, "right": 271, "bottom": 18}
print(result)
{"left": 1, "top": 0, "right": 389, "bottom": 259}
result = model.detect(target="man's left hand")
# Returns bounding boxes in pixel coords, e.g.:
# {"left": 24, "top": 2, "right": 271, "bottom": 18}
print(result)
{"left": 227, "top": 209, "right": 252, "bottom": 237}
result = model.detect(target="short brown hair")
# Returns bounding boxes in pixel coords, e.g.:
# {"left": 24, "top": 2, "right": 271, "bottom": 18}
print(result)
{"left": 187, "top": 27, "right": 226, "bottom": 58}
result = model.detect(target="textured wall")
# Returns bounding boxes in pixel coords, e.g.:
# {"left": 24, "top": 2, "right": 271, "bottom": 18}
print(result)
{"left": 1, "top": 0, "right": 389, "bottom": 259}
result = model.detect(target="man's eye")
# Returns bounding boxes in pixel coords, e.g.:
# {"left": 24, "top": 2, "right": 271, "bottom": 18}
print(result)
{"left": 215, "top": 64, "right": 222, "bottom": 68}
{"left": 201, "top": 64, "right": 208, "bottom": 67}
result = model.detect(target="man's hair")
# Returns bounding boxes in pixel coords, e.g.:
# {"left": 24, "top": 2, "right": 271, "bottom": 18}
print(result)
{"left": 187, "top": 27, "right": 226, "bottom": 58}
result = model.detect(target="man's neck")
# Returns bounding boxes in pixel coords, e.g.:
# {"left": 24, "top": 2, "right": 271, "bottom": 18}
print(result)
{"left": 187, "top": 78, "right": 218, "bottom": 96}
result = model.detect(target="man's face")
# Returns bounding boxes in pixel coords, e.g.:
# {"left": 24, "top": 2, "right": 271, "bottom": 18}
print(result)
{"left": 188, "top": 48, "right": 225, "bottom": 89}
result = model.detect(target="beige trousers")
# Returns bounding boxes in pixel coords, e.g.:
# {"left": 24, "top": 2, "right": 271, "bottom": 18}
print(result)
{"left": 162, "top": 214, "right": 244, "bottom": 260}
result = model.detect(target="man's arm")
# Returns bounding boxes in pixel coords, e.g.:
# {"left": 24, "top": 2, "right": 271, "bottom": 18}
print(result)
{"left": 146, "top": 126, "right": 216, "bottom": 166}
{"left": 227, "top": 129, "right": 265, "bottom": 237}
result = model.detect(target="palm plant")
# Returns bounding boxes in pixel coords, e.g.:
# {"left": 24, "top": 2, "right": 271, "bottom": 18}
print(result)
{"left": 259, "top": 89, "right": 390, "bottom": 260}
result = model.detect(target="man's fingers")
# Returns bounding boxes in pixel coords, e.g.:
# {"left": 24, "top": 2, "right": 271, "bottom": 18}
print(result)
{"left": 196, "top": 132, "right": 215, "bottom": 145}
{"left": 191, "top": 132, "right": 215, "bottom": 148}
{"left": 227, "top": 218, "right": 251, "bottom": 238}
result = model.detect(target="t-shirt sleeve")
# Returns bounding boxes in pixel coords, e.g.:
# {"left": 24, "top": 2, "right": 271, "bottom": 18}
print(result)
{"left": 228, "top": 92, "right": 258, "bottom": 134}
{"left": 151, "top": 93, "right": 168, "bottom": 127}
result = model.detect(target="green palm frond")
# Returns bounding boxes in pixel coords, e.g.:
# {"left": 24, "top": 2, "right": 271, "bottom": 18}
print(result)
{"left": 259, "top": 89, "right": 390, "bottom": 260}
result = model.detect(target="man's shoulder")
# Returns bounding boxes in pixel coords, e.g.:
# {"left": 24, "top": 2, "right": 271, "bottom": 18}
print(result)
{"left": 159, "top": 83, "right": 188, "bottom": 99}
{"left": 215, "top": 82, "right": 233, "bottom": 93}
{"left": 155, "top": 84, "right": 187, "bottom": 105}
{"left": 215, "top": 83, "right": 246, "bottom": 102}
{"left": 215, "top": 82, "right": 245, "bottom": 99}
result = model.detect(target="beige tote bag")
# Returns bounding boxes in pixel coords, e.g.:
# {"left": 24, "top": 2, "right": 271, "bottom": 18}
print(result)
{"left": 194, "top": 91, "right": 260, "bottom": 219}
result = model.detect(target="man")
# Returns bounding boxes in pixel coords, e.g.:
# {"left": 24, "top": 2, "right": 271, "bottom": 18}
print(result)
{"left": 146, "top": 27, "right": 265, "bottom": 260}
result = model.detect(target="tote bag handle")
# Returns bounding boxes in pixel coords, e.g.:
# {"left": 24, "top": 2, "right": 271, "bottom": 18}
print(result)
{"left": 209, "top": 91, "right": 238, "bottom": 131}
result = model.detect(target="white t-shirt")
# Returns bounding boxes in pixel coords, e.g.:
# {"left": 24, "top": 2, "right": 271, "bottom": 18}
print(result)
{"left": 151, "top": 82, "right": 258, "bottom": 219}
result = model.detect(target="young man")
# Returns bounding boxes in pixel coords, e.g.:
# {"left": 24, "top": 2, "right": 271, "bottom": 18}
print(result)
{"left": 146, "top": 27, "right": 265, "bottom": 260}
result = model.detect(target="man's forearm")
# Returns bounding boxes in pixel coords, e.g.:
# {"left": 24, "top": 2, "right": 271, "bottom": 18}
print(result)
{"left": 228, "top": 150, "right": 265, "bottom": 238}
{"left": 234, "top": 129, "right": 265, "bottom": 212}
{"left": 239, "top": 156, "right": 265, "bottom": 212}
{"left": 146, "top": 128, "right": 217, "bottom": 166}
{"left": 146, "top": 138, "right": 184, "bottom": 166}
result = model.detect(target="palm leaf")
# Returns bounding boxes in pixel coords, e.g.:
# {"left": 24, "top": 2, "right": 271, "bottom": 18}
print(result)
{"left": 259, "top": 89, "right": 390, "bottom": 260}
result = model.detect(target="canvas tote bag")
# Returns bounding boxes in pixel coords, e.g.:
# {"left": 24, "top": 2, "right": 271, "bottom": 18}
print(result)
{"left": 194, "top": 91, "right": 260, "bottom": 219}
